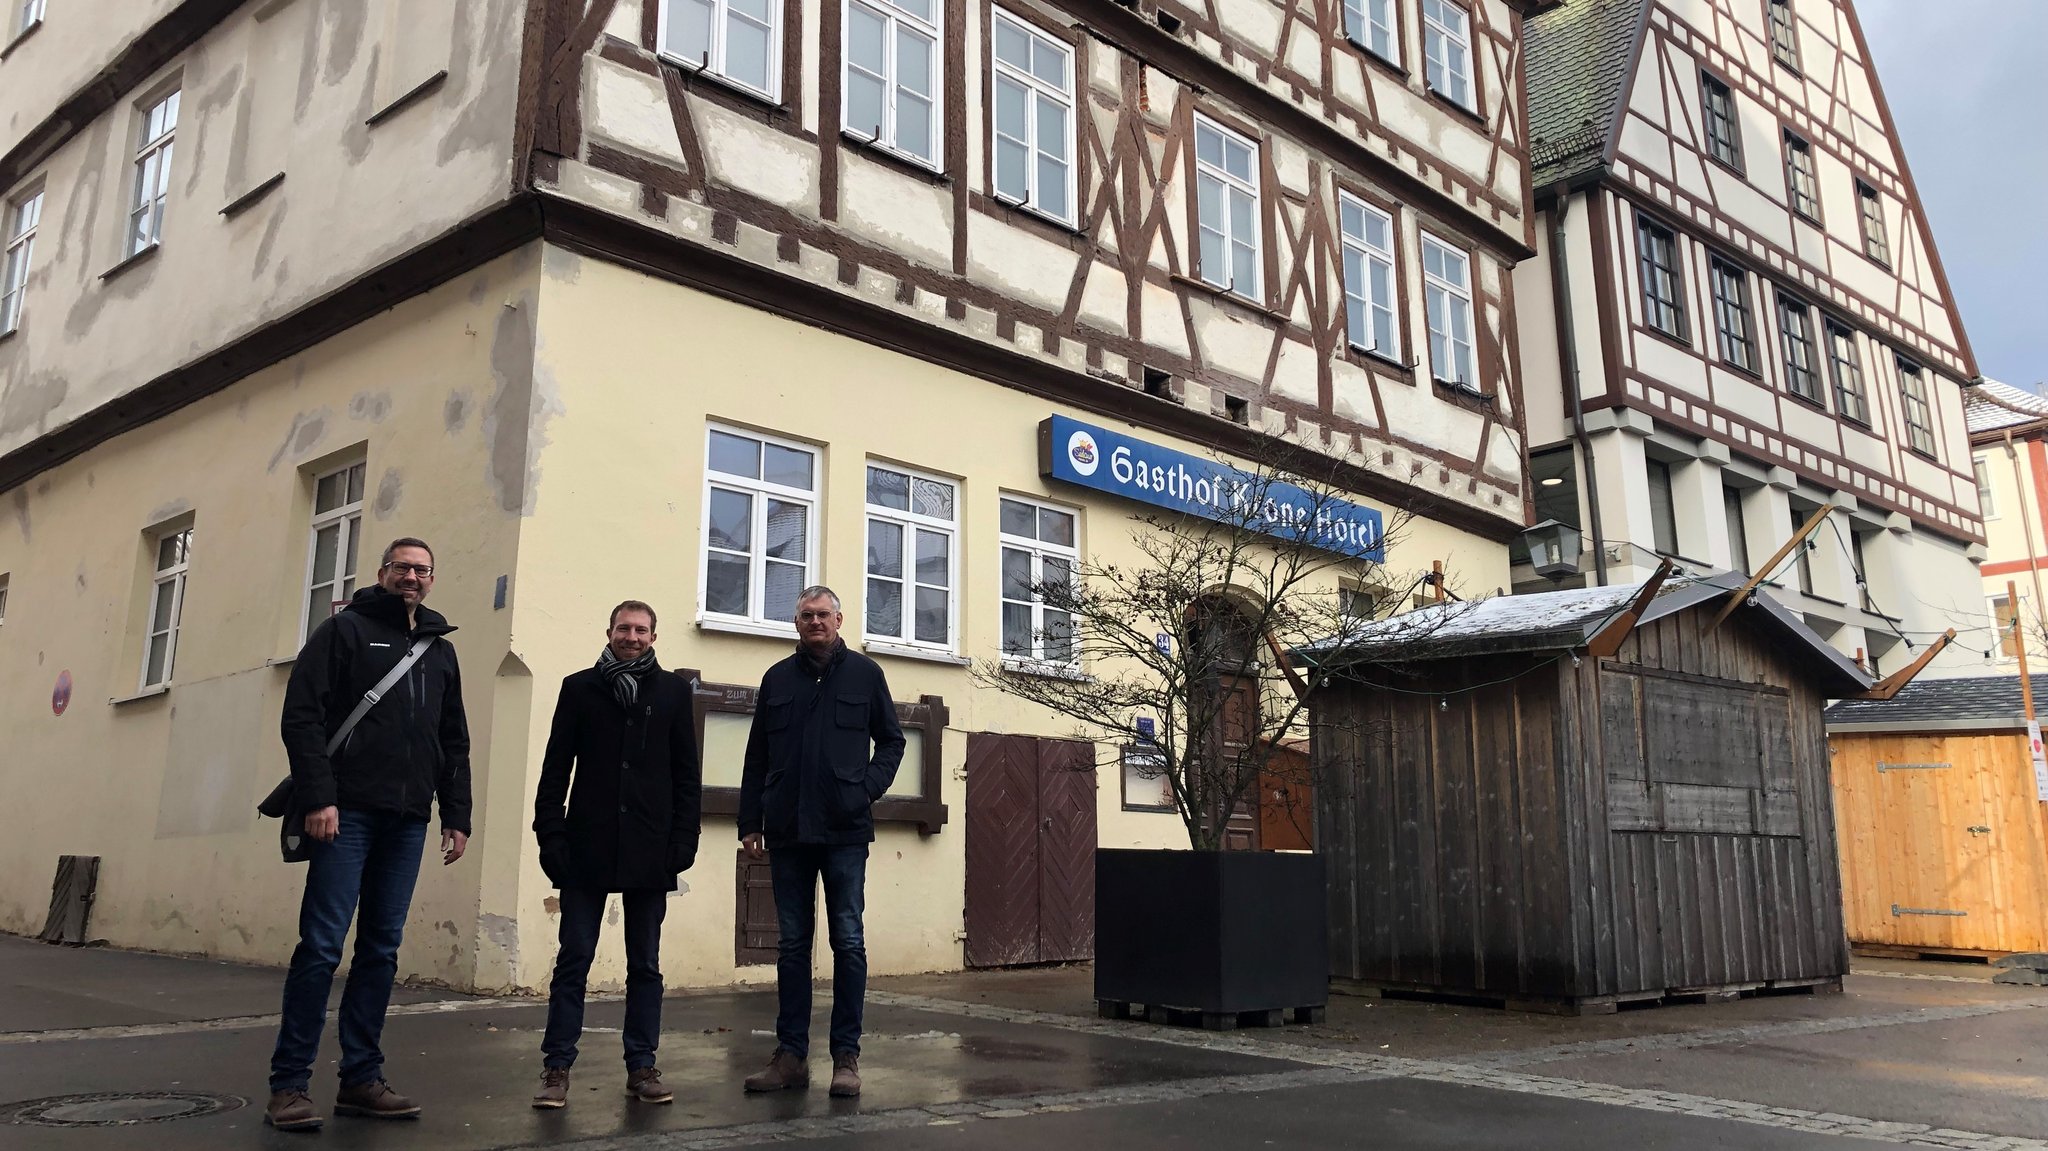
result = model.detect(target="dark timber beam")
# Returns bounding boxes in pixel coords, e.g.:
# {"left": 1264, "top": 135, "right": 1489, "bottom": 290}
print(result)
{"left": 1850, "top": 630, "right": 1955, "bottom": 701}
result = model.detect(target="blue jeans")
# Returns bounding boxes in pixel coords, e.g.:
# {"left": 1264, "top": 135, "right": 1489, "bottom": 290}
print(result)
{"left": 541, "top": 888, "right": 667, "bottom": 1071}
{"left": 269, "top": 809, "right": 428, "bottom": 1093}
{"left": 770, "top": 843, "right": 869, "bottom": 1060}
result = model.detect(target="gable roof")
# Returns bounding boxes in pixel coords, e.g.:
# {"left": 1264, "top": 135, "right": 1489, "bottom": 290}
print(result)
{"left": 1825, "top": 674, "right": 2048, "bottom": 733}
{"left": 1299, "top": 575, "right": 1875, "bottom": 697}
{"left": 1525, "top": 0, "right": 1647, "bottom": 188}
{"left": 1965, "top": 379, "right": 2048, "bottom": 439}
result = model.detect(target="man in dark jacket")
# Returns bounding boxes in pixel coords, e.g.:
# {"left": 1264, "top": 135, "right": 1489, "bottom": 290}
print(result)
{"left": 530, "top": 600, "right": 702, "bottom": 1109}
{"left": 738, "top": 585, "right": 905, "bottom": 1099}
{"left": 266, "top": 537, "right": 471, "bottom": 1131}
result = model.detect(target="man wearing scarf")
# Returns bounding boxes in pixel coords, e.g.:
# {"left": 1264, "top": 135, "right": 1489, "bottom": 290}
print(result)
{"left": 737, "top": 585, "right": 905, "bottom": 1098}
{"left": 530, "top": 600, "right": 702, "bottom": 1108}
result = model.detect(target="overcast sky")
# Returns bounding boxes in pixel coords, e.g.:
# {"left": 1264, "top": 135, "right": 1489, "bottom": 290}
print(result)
{"left": 1856, "top": 0, "right": 2048, "bottom": 390}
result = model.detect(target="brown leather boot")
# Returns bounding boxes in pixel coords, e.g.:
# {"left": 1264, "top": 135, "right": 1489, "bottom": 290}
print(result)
{"left": 742, "top": 1048, "right": 809, "bottom": 1093}
{"left": 263, "top": 1089, "right": 323, "bottom": 1131}
{"left": 625, "top": 1067, "right": 673, "bottom": 1104}
{"left": 333, "top": 1079, "right": 421, "bottom": 1119}
{"left": 828, "top": 1052, "right": 861, "bottom": 1097}
{"left": 531, "top": 1067, "right": 570, "bottom": 1109}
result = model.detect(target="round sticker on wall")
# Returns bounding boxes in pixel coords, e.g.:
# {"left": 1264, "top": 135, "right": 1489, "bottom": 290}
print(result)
{"left": 52, "top": 670, "right": 73, "bottom": 716}
{"left": 1066, "top": 428, "right": 1101, "bottom": 477}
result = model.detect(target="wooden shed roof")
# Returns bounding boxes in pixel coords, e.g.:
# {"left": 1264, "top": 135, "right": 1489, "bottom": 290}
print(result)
{"left": 1300, "top": 576, "right": 1875, "bottom": 696}
{"left": 1825, "top": 674, "right": 2048, "bottom": 734}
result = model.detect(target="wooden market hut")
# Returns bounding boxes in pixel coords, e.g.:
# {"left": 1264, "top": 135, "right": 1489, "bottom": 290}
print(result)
{"left": 1825, "top": 676, "right": 2048, "bottom": 957}
{"left": 1302, "top": 576, "right": 1880, "bottom": 1013}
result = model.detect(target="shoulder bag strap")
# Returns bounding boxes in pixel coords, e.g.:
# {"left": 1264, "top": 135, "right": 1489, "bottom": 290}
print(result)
{"left": 324, "top": 636, "right": 434, "bottom": 757}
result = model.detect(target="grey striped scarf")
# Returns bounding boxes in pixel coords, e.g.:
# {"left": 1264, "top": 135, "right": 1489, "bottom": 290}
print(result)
{"left": 597, "top": 646, "right": 658, "bottom": 710}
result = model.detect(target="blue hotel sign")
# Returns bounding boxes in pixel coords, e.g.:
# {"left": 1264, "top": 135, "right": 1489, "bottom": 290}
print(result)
{"left": 1038, "top": 415, "right": 1384, "bottom": 562}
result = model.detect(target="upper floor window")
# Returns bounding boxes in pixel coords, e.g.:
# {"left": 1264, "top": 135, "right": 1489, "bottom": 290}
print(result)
{"left": 1857, "top": 180, "right": 1891, "bottom": 265}
{"left": 864, "top": 463, "right": 958, "bottom": 653}
{"left": 1825, "top": 319, "right": 1869, "bottom": 425}
{"left": 1421, "top": 234, "right": 1476, "bottom": 389}
{"left": 1000, "top": 496, "right": 1078, "bottom": 666}
{"left": 660, "top": 0, "right": 781, "bottom": 100}
{"left": 1636, "top": 215, "right": 1686, "bottom": 341}
{"left": 1975, "top": 455, "right": 1997, "bottom": 519}
{"left": 1647, "top": 459, "right": 1679, "bottom": 557}
{"left": 1768, "top": 0, "right": 1800, "bottom": 71}
{"left": 1897, "top": 357, "right": 1936, "bottom": 457}
{"left": 1193, "top": 115, "right": 1261, "bottom": 299}
{"left": 143, "top": 527, "right": 193, "bottom": 690}
{"left": 1343, "top": 0, "right": 1398, "bottom": 64}
{"left": 128, "top": 89, "right": 179, "bottom": 256}
{"left": 1783, "top": 132, "right": 1819, "bottom": 221}
{"left": 1776, "top": 291, "right": 1820, "bottom": 403}
{"left": 14, "top": 0, "right": 44, "bottom": 38}
{"left": 991, "top": 11, "right": 1074, "bottom": 225}
{"left": 844, "top": 0, "right": 941, "bottom": 169}
{"left": 1422, "top": 0, "right": 1474, "bottom": 112}
{"left": 1339, "top": 194, "right": 1398, "bottom": 360}
{"left": 303, "top": 460, "right": 364, "bottom": 641}
{"left": 1710, "top": 256, "right": 1757, "bottom": 373}
{"left": 1699, "top": 72, "right": 1743, "bottom": 172}
{"left": 1, "top": 189, "right": 40, "bottom": 335}
{"left": 705, "top": 426, "right": 816, "bottom": 627}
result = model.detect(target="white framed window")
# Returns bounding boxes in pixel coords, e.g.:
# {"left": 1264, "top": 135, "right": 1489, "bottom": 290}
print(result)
{"left": 1339, "top": 193, "right": 1399, "bottom": 359}
{"left": 1421, "top": 233, "right": 1476, "bottom": 388}
{"left": 1975, "top": 455, "right": 1997, "bottom": 519}
{"left": 991, "top": 10, "right": 1074, "bottom": 225}
{"left": 15, "top": 0, "right": 44, "bottom": 37}
{"left": 658, "top": 0, "right": 781, "bottom": 101}
{"left": 843, "top": 0, "right": 941, "bottom": 168}
{"left": 703, "top": 425, "right": 817, "bottom": 629}
{"left": 1, "top": 189, "right": 40, "bottom": 335}
{"left": 864, "top": 463, "right": 957, "bottom": 652}
{"left": 129, "top": 89, "right": 179, "bottom": 255}
{"left": 1421, "top": 0, "right": 1474, "bottom": 112}
{"left": 302, "top": 461, "right": 365, "bottom": 641}
{"left": 1342, "top": 0, "right": 1397, "bottom": 63}
{"left": 999, "top": 495, "right": 1078, "bottom": 666}
{"left": 142, "top": 527, "right": 192, "bottom": 689}
{"left": 1194, "top": 114, "right": 1261, "bottom": 299}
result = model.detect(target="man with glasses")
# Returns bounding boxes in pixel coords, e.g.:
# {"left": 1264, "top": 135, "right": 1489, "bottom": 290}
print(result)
{"left": 266, "top": 537, "right": 471, "bottom": 1130}
{"left": 738, "top": 586, "right": 904, "bottom": 1098}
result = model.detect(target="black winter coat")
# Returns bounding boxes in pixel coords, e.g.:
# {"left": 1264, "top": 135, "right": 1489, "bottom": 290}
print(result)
{"left": 532, "top": 663, "right": 703, "bottom": 892}
{"left": 738, "top": 643, "right": 905, "bottom": 847}
{"left": 280, "top": 586, "right": 472, "bottom": 832}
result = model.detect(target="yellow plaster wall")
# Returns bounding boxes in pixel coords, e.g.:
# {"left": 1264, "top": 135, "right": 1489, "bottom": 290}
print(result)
{"left": 497, "top": 246, "right": 1510, "bottom": 991}
{"left": 0, "top": 247, "right": 544, "bottom": 986}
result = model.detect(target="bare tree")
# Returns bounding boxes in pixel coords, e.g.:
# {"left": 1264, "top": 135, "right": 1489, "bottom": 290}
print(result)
{"left": 974, "top": 440, "right": 1468, "bottom": 851}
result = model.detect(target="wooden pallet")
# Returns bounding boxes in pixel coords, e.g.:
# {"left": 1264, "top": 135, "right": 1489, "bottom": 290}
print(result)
{"left": 1097, "top": 999, "right": 1326, "bottom": 1031}
{"left": 1331, "top": 975, "right": 1841, "bottom": 1017}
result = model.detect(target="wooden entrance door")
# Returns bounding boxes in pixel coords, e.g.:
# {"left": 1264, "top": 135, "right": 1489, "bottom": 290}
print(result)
{"left": 964, "top": 734, "right": 1098, "bottom": 967}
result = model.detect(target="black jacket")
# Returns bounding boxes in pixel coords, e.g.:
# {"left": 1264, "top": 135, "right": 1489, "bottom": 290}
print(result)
{"left": 279, "top": 586, "right": 472, "bottom": 833}
{"left": 532, "top": 662, "right": 703, "bottom": 892}
{"left": 738, "top": 642, "right": 906, "bottom": 847}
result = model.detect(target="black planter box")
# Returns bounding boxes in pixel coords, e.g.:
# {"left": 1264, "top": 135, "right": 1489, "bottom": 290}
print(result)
{"left": 1095, "top": 848, "right": 1328, "bottom": 1024}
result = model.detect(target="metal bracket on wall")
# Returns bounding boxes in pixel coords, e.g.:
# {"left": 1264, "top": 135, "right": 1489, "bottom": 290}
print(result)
{"left": 1876, "top": 761, "right": 1951, "bottom": 772}
{"left": 1891, "top": 905, "right": 1968, "bottom": 917}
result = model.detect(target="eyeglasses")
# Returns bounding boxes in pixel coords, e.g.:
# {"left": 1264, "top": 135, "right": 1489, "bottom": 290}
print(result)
{"left": 797, "top": 610, "right": 837, "bottom": 622}
{"left": 383, "top": 562, "right": 434, "bottom": 577}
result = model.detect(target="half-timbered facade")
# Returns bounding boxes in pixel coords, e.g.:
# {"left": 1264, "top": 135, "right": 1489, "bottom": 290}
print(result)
{"left": 0, "top": 0, "right": 1548, "bottom": 993}
{"left": 1967, "top": 380, "right": 2048, "bottom": 670}
{"left": 1514, "top": 0, "right": 1988, "bottom": 677}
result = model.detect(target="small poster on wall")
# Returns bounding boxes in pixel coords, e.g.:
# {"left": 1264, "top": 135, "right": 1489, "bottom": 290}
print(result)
{"left": 1120, "top": 746, "right": 1174, "bottom": 813}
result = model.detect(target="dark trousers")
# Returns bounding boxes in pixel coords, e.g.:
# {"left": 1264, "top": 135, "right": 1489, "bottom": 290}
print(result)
{"left": 269, "top": 809, "right": 428, "bottom": 1093}
{"left": 542, "top": 888, "right": 668, "bottom": 1071}
{"left": 770, "top": 843, "right": 869, "bottom": 1061}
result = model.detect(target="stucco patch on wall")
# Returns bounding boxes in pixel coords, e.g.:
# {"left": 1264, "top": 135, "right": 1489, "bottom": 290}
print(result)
{"left": 349, "top": 391, "right": 393, "bottom": 423}
{"left": 265, "top": 408, "right": 329, "bottom": 473}
{"left": 479, "top": 912, "right": 520, "bottom": 968}
{"left": 155, "top": 669, "right": 270, "bottom": 839}
{"left": 373, "top": 466, "right": 403, "bottom": 518}
{"left": 485, "top": 297, "right": 557, "bottom": 515}
{"left": 182, "top": 61, "right": 246, "bottom": 198}
{"left": 320, "top": 0, "right": 368, "bottom": 85}
{"left": 10, "top": 489, "right": 29, "bottom": 542}
{"left": 444, "top": 389, "right": 472, "bottom": 432}
{"left": 0, "top": 371, "right": 68, "bottom": 443}
{"left": 543, "top": 246, "right": 584, "bottom": 285}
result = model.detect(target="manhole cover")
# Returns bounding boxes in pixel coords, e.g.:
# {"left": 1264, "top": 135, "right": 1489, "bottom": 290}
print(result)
{"left": 8, "top": 1091, "right": 244, "bottom": 1127}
